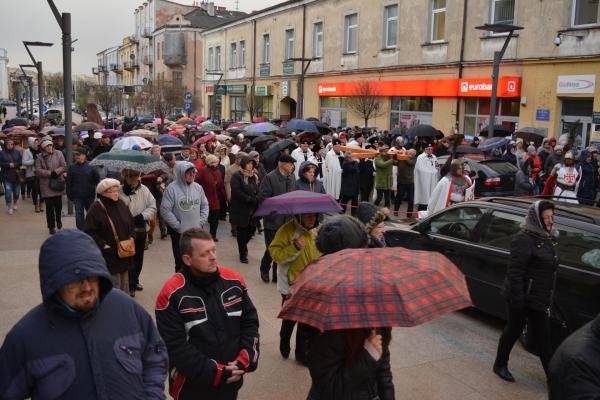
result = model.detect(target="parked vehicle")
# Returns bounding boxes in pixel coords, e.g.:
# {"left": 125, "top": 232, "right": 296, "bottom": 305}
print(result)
{"left": 385, "top": 197, "right": 600, "bottom": 351}
{"left": 132, "top": 114, "right": 154, "bottom": 124}
{"left": 44, "top": 109, "right": 62, "bottom": 122}
{"left": 439, "top": 155, "right": 517, "bottom": 198}
{"left": 0, "top": 99, "right": 17, "bottom": 106}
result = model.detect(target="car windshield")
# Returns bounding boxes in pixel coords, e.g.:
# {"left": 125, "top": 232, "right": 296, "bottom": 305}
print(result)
{"left": 424, "top": 206, "right": 485, "bottom": 241}
{"left": 479, "top": 160, "right": 518, "bottom": 175}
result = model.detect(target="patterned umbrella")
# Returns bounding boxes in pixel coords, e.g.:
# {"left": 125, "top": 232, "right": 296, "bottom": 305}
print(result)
{"left": 254, "top": 190, "right": 341, "bottom": 217}
{"left": 192, "top": 134, "right": 217, "bottom": 147}
{"left": 176, "top": 117, "right": 192, "bottom": 124}
{"left": 194, "top": 116, "right": 207, "bottom": 123}
{"left": 157, "top": 134, "right": 183, "bottom": 148}
{"left": 100, "top": 129, "right": 121, "bottom": 138}
{"left": 7, "top": 129, "right": 37, "bottom": 138}
{"left": 279, "top": 247, "right": 472, "bottom": 331}
{"left": 90, "top": 150, "right": 168, "bottom": 174}
{"left": 110, "top": 136, "right": 153, "bottom": 151}
{"left": 199, "top": 121, "right": 221, "bottom": 132}
{"left": 74, "top": 122, "right": 103, "bottom": 132}
{"left": 126, "top": 129, "right": 159, "bottom": 138}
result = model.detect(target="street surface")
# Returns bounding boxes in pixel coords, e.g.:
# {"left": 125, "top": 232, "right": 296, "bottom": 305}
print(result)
{"left": 0, "top": 200, "right": 548, "bottom": 399}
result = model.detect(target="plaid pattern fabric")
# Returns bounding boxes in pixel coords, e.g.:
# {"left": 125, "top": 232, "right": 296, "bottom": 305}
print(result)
{"left": 278, "top": 247, "right": 472, "bottom": 331}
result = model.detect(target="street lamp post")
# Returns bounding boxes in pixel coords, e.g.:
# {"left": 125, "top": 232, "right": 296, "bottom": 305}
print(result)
{"left": 19, "top": 65, "right": 34, "bottom": 120}
{"left": 206, "top": 71, "right": 224, "bottom": 122}
{"left": 474, "top": 23, "right": 523, "bottom": 138}
{"left": 287, "top": 57, "right": 317, "bottom": 119}
{"left": 23, "top": 41, "right": 54, "bottom": 131}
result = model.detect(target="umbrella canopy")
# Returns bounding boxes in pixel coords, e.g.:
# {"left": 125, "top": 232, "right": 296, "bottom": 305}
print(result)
{"left": 216, "top": 134, "right": 230, "bottom": 142}
{"left": 515, "top": 127, "right": 547, "bottom": 146}
{"left": 478, "top": 137, "right": 507, "bottom": 152}
{"left": 180, "top": 120, "right": 197, "bottom": 127}
{"left": 74, "top": 122, "right": 103, "bottom": 132}
{"left": 91, "top": 150, "right": 168, "bottom": 174}
{"left": 313, "top": 121, "right": 333, "bottom": 135}
{"left": 50, "top": 127, "right": 66, "bottom": 137}
{"left": 297, "top": 131, "right": 321, "bottom": 143}
{"left": 157, "top": 134, "right": 183, "bottom": 148}
{"left": 251, "top": 135, "right": 278, "bottom": 146}
{"left": 285, "top": 119, "right": 319, "bottom": 133}
{"left": 262, "top": 139, "right": 297, "bottom": 161}
{"left": 451, "top": 144, "right": 483, "bottom": 155}
{"left": 6, "top": 118, "right": 29, "bottom": 127}
{"left": 279, "top": 247, "right": 472, "bottom": 331}
{"left": 153, "top": 118, "right": 170, "bottom": 125}
{"left": 227, "top": 121, "right": 251, "bottom": 130}
{"left": 194, "top": 116, "right": 207, "bottom": 123}
{"left": 100, "top": 129, "right": 121, "bottom": 138}
{"left": 245, "top": 122, "right": 280, "bottom": 134}
{"left": 192, "top": 134, "right": 217, "bottom": 147}
{"left": 126, "top": 129, "right": 158, "bottom": 138}
{"left": 176, "top": 117, "right": 192, "bottom": 124}
{"left": 2, "top": 125, "right": 27, "bottom": 133}
{"left": 199, "top": 122, "right": 221, "bottom": 132}
{"left": 254, "top": 190, "right": 341, "bottom": 217}
{"left": 8, "top": 129, "right": 37, "bottom": 138}
{"left": 405, "top": 124, "right": 441, "bottom": 137}
{"left": 479, "top": 125, "right": 512, "bottom": 137}
{"left": 111, "top": 136, "right": 153, "bottom": 151}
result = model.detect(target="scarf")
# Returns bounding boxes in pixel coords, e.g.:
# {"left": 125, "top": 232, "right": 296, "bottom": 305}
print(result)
{"left": 241, "top": 168, "right": 258, "bottom": 184}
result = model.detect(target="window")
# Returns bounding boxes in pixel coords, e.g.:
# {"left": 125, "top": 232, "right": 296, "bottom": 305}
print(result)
{"left": 215, "top": 46, "right": 221, "bottom": 70}
{"left": 172, "top": 71, "right": 183, "bottom": 86}
{"left": 313, "top": 22, "right": 323, "bottom": 58}
{"left": 390, "top": 97, "right": 433, "bottom": 129}
{"left": 230, "top": 96, "right": 245, "bottom": 121}
{"left": 230, "top": 43, "right": 237, "bottom": 68}
{"left": 257, "top": 96, "right": 273, "bottom": 120}
{"left": 263, "top": 34, "right": 270, "bottom": 64}
{"left": 491, "top": 0, "right": 515, "bottom": 25}
{"left": 208, "top": 47, "right": 214, "bottom": 71}
{"left": 479, "top": 211, "right": 522, "bottom": 250}
{"left": 157, "top": 43, "right": 161, "bottom": 60}
{"left": 239, "top": 40, "right": 246, "bottom": 67}
{"left": 384, "top": 5, "right": 398, "bottom": 48}
{"left": 463, "top": 98, "right": 520, "bottom": 136}
{"left": 344, "top": 13, "right": 358, "bottom": 54}
{"left": 572, "top": 0, "right": 599, "bottom": 26}
{"left": 425, "top": 207, "right": 484, "bottom": 241}
{"left": 430, "top": 0, "right": 446, "bottom": 42}
{"left": 556, "top": 224, "right": 600, "bottom": 271}
{"left": 320, "top": 97, "right": 347, "bottom": 128}
{"left": 285, "top": 29, "right": 295, "bottom": 60}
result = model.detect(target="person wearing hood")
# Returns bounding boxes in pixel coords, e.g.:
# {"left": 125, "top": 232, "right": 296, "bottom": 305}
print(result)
{"left": 538, "top": 139, "right": 552, "bottom": 167}
{"left": 340, "top": 152, "right": 361, "bottom": 216}
{"left": 269, "top": 213, "right": 321, "bottom": 364}
{"left": 356, "top": 202, "right": 389, "bottom": 248}
{"left": 514, "top": 158, "right": 535, "bottom": 196}
{"left": 195, "top": 154, "right": 226, "bottom": 241}
{"left": 323, "top": 139, "right": 344, "bottom": 200}
{"left": 525, "top": 145, "right": 543, "bottom": 193}
{"left": 0, "top": 229, "right": 168, "bottom": 399}
{"left": 160, "top": 161, "right": 210, "bottom": 272}
{"left": 119, "top": 169, "right": 157, "bottom": 297}
{"left": 35, "top": 138, "right": 67, "bottom": 234}
{"left": 84, "top": 178, "right": 137, "bottom": 292}
{"left": 296, "top": 160, "right": 326, "bottom": 193}
{"left": 413, "top": 144, "right": 439, "bottom": 211}
{"left": 306, "top": 215, "right": 395, "bottom": 400}
{"left": 544, "top": 144, "right": 564, "bottom": 176}
{"left": 0, "top": 139, "right": 22, "bottom": 215}
{"left": 67, "top": 147, "right": 100, "bottom": 229}
{"left": 551, "top": 151, "right": 581, "bottom": 203}
{"left": 515, "top": 139, "right": 526, "bottom": 168}
{"left": 374, "top": 145, "right": 397, "bottom": 208}
{"left": 577, "top": 148, "right": 599, "bottom": 205}
{"left": 548, "top": 313, "right": 600, "bottom": 399}
{"left": 493, "top": 200, "right": 559, "bottom": 382}
{"left": 19, "top": 139, "right": 37, "bottom": 206}
{"left": 502, "top": 142, "right": 517, "bottom": 166}
{"left": 471, "top": 136, "right": 480, "bottom": 148}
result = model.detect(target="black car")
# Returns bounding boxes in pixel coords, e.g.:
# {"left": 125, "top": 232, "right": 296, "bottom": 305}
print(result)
{"left": 385, "top": 197, "right": 600, "bottom": 350}
{"left": 44, "top": 109, "right": 62, "bottom": 122}
{"left": 132, "top": 114, "right": 154, "bottom": 124}
{"left": 439, "top": 155, "right": 517, "bottom": 197}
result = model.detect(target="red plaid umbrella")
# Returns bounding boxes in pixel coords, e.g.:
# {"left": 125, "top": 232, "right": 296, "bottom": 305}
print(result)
{"left": 278, "top": 247, "right": 472, "bottom": 331}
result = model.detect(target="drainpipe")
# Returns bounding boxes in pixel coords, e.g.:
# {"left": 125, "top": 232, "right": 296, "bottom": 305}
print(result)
{"left": 455, "top": 0, "right": 468, "bottom": 131}
{"left": 297, "top": 4, "right": 306, "bottom": 118}
{"left": 251, "top": 19, "right": 257, "bottom": 121}
{"left": 193, "top": 31, "right": 197, "bottom": 111}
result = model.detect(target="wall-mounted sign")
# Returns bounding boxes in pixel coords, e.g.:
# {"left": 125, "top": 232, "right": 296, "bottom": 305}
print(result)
{"left": 260, "top": 64, "right": 270, "bottom": 77}
{"left": 592, "top": 111, "right": 600, "bottom": 125}
{"left": 205, "top": 85, "right": 214, "bottom": 94}
{"left": 282, "top": 61, "right": 295, "bottom": 75}
{"left": 282, "top": 80, "right": 291, "bottom": 97}
{"left": 227, "top": 85, "right": 247, "bottom": 95}
{"left": 215, "top": 85, "right": 227, "bottom": 95}
{"left": 536, "top": 109, "right": 550, "bottom": 121}
{"left": 254, "top": 85, "right": 272, "bottom": 96}
{"left": 557, "top": 75, "right": 596, "bottom": 94}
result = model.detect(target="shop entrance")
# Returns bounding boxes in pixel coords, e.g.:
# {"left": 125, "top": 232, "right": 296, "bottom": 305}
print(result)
{"left": 280, "top": 97, "right": 296, "bottom": 121}
{"left": 560, "top": 99, "right": 593, "bottom": 150}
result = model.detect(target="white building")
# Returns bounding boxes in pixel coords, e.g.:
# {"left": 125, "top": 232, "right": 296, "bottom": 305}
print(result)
{"left": 0, "top": 48, "right": 9, "bottom": 99}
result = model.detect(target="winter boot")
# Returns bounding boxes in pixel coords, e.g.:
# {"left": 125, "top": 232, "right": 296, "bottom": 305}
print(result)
{"left": 34, "top": 204, "right": 40, "bottom": 213}
{"left": 7, "top": 204, "right": 13, "bottom": 215}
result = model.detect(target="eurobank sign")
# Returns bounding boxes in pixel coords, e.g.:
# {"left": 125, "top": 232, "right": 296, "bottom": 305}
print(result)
{"left": 316, "top": 76, "right": 521, "bottom": 98}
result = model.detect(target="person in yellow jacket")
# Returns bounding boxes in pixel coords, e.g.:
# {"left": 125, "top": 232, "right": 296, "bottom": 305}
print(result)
{"left": 269, "top": 213, "right": 321, "bottom": 365}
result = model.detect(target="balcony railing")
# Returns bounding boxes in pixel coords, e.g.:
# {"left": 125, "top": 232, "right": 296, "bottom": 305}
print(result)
{"left": 123, "top": 61, "right": 135, "bottom": 71}
{"left": 110, "top": 64, "right": 118, "bottom": 71}
{"left": 142, "top": 55, "right": 153, "bottom": 65}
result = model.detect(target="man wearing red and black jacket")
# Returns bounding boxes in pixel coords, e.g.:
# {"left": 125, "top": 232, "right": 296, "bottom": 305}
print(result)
{"left": 156, "top": 228, "right": 260, "bottom": 400}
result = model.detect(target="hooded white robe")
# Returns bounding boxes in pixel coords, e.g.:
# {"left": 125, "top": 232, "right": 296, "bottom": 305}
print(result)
{"left": 323, "top": 149, "right": 343, "bottom": 199}
{"left": 413, "top": 152, "right": 440, "bottom": 205}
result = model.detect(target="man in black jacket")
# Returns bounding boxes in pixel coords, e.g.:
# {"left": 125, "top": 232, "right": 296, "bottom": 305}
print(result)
{"left": 548, "top": 313, "right": 600, "bottom": 399}
{"left": 156, "top": 228, "right": 259, "bottom": 400}
{"left": 66, "top": 148, "right": 100, "bottom": 229}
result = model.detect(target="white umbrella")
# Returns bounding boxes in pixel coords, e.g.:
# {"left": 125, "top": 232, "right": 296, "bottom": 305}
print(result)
{"left": 110, "top": 136, "right": 153, "bottom": 151}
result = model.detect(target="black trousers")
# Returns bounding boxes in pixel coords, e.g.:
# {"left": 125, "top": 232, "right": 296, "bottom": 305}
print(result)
{"left": 129, "top": 231, "right": 147, "bottom": 290}
{"left": 168, "top": 227, "right": 184, "bottom": 272}
{"left": 208, "top": 210, "right": 220, "bottom": 239}
{"left": 374, "top": 189, "right": 391, "bottom": 208}
{"left": 44, "top": 196, "right": 62, "bottom": 229}
{"left": 340, "top": 195, "right": 358, "bottom": 217}
{"left": 359, "top": 187, "right": 372, "bottom": 203}
{"left": 495, "top": 306, "right": 553, "bottom": 376}
{"left": 260, "top": 228, "right": 277, "bottom": 275}
{"left": 394, "top": 183, "right": 415, "bottom": 214}
{"left": 280, "top": 295, "right": 308, "bottom": 359}
{"left": 236, "top": 225, "right": 255, "bottom": 259}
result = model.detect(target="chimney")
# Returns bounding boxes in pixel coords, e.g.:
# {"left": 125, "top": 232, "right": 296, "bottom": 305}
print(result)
{"left": 207, "top": 2, "right": 215, "bottom": 16}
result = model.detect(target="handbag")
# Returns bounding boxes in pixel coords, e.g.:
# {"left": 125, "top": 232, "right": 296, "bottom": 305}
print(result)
{"left": 97, "top": 200, "right": 136, "bottom": 259}
{"left": 40, "top": 154, "right": 65, "bottom": 192}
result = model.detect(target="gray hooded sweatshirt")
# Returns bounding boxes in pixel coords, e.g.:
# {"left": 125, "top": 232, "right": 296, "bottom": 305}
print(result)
{"left": 160, "top": 161, "right": 209, "bottom": 233}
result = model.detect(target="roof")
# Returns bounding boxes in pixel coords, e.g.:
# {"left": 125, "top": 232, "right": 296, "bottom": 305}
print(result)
{"left": 184, "top": 7, "right": 247, "bottom": 29}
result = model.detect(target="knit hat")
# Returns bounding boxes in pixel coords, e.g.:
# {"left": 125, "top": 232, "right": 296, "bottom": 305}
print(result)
{"left": 527, "top": 145, "right": 536, "bottom": 154}
{"left": 96, "top": 178, "right": 121, "bottom": 194}
{"left": 41, "top": 139, "right": 53, "bottom": 149}
{"left": 316, "top": 215, "right": 369, "bottom": 255}
{"left": 248, "top": 150, "right": 259, "bottom": 159}
{"left": 356, "top": 202, "right": 389, "bottom": 234}
{"left": 278, "top": 154, "right": 296, "bottom": 164}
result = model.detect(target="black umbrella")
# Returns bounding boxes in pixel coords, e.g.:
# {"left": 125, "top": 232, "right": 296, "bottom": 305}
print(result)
{"left": 297, "top": 131, "right": 321, "bottom": 143}
{"left": 251, "top": 135, "right": 278, "bottom": 146}
{"left": 405, "top": 124, "right": 441, "bottom": 137}
{"left": 478, "top": 137, "right": 507, "bottom": 152}
{"left": 262, "top": 139, "right": 296, "bottom": 160}
{"left": 314, "top": 121, "right": 333, "bottom": 135}
{"left": 479, "top": 125, "right": 512, "bottom": 137}
{"left": 390, "top": 127, "right": 405, "bottom": 137}
{"left": 451, "top": 144, "right": 483, "bottom": 155}
{"left": 515, "top": 127, "right": 546, "bottom": 146}
{"left": 305, "top": 117, "right": 320, "bottom": 122}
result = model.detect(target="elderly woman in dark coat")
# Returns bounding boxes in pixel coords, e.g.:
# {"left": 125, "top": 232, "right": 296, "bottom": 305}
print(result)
{"left": 296, "top": 160, "right": 325, "bottom": 193}
{"left": 35, "top": 138, "right": 66, "bottom": 234}
{"left": 84, "top": 178, "right": 136, "bottom": 292}
{"left": 230, "top": 155, "right": 260, "bottom": 263}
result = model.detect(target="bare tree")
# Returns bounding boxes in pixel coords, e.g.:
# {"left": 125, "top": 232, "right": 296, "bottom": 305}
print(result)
{"left": 45, "top": 72, "right": 64, "bottom": 99}
{"left": 140, "top": 77, "right": 185, "bottom": 128}
{"left": 244, "top": 90, "right": 264, "bottom": 122}
{"left": 345, "top": 81, "right": 387, "bottom": 128}
{"left": 93, "top": 83, "right": 113, "bottom": 122}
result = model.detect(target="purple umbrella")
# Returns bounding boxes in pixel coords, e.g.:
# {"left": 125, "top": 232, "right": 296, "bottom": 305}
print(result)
{"left": 254, "top": 190, "right": 342, "bottom": 217}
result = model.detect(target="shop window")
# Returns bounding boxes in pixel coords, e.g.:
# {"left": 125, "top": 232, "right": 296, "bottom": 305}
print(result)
{"left": 572, "top": 0, "right": 599, "bottom": 26}
{"left": 313, "top": 22, "right": 323, "bottom": 58}
{"left": 491, "top": 0, "right": 515, "bottom": 25}
{"left": 384, "top": 5, "right": 398, "bottom": 48}
{"left": 390, "top": 97, "right": 433, "bottom": 129}
{"left": 285, "top": 29, "right": 295, "bottom": 60}
{"left": 463, "top": 97, "right": 520, "bottom": 136}
{"left": 257, "top": 97, "right": 273, "bottom": 120}
{"left": 344, "top": 14, "right": 358, "bottom": 54}
{"left": 230, "top": 96, "right": 245, "bottom": 121}
{"left": 430, "top": 0, "right": 446, "bottom": 42}
{"left": 320, "top": 97, "right": 347, "bottom": 128}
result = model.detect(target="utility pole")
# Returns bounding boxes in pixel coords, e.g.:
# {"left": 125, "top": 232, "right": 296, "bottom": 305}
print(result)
{"left": 287, "top": 57, "right": 316, "bottom": 119}
{"left": 24, "top": 41, "right": 53, "bottom": 130}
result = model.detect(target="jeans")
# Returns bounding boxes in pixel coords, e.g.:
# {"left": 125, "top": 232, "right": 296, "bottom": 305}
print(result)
{"left": 260, "top": 229, "right": 278, "bottom": 275}
{"left": 168, "top": 227, "right": 184, "bottom": 272}
{"left": 374, "top": 189, "right": 391, "bottom": 208}
{"left": 394, "top": 182, "right": 415, "bottom": 214}
{"left": 129, "top": 231, "right": 147, "bottom": 290}
{"left": 73, "top": 197, "right": 94, "bottom": 230}
{"left": 3, "top": 180, "right": 20, "bottom": 205}
{"left": 340, "top": 195, "right": 358, "bottom": 216}
{"left": 44, "top": 196, "right": 63, "bottom": 229}
{"left": 495, "top": 306, "right": 553, "bottom": 376}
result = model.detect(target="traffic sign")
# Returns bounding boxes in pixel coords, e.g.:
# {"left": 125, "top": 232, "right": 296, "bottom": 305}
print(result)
{"left": 184, "top": 92, "right": 193, "bottom": 101}
{"left": 184, "top": 103, "right": 192, "bottom": 112}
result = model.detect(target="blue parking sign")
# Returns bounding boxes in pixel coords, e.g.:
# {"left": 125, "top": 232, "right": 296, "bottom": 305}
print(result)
{"left": 184, "top": 102, "right": 192, "bottom": 112}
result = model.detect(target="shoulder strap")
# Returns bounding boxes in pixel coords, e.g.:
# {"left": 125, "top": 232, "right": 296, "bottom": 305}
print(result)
{"left": 97, "top": 200, "right": 121, "bottom": 242}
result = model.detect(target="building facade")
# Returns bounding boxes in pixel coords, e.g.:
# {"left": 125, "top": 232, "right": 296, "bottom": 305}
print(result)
{"left": 200, "top": 0, "right": 600, "bottom": 147}
{"left": 0, "top": 48, "right": 9, "bottom": 100}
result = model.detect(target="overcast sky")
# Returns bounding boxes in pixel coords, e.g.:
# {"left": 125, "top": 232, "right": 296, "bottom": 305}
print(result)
{"left": 1, "top": 0, "right": 280, "bottom": 76}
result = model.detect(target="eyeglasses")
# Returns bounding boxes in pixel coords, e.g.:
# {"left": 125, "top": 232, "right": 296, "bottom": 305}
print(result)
{"left": 105, "top": 187, "right": 120, "bottom": 194}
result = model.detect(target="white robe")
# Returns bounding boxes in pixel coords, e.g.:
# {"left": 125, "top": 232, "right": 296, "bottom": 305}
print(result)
{"left": 413, "top": 153, "right": 440, "bottom": 205}
{"left": 427, "top": 175, "right": 474, "bottom": 215}
{"left": 291, "top": 147, "right": 317, "bottom": 179}
{"left": 553, "top": 165, "right": 580, "bottom": 203}
{"left": 323, "top": 149, "right": 343, "bottom": 199}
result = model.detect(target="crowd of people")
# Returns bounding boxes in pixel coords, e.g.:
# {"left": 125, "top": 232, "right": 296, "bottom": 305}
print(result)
{"left": 1, "top": 116, "right": 600, "bottom": 399}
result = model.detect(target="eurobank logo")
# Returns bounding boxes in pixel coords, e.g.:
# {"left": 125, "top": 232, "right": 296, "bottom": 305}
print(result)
{"left": 507, "top": 80, "right": 517, "bottom": 92}
{"left": 458, "top": 80, "right": 493, "bottom": 94}
{"left": 460, "top": 82, "right": 469, "bottom": 92}
{"left": 318, "top": 84, "right": 337, "bottom": 94}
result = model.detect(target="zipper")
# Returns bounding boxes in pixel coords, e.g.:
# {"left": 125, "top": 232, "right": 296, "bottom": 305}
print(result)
{"left": 526, "top": 278, "right": 533, "bottom": 295}
{"left": 119, "top": 345, "right": 133, "bottom": 355}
